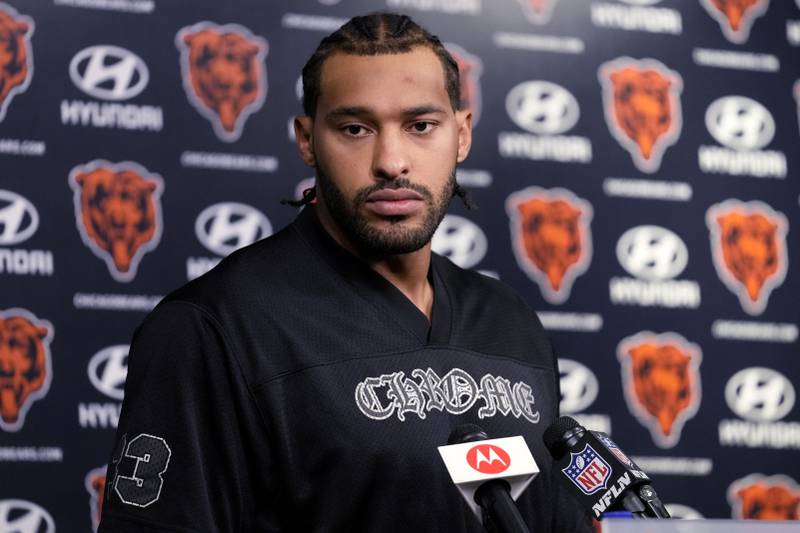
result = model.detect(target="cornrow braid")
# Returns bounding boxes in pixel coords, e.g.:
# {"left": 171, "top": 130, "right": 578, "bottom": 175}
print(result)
{"left": 301, "top": 12, "right": 461, "bottom": 118}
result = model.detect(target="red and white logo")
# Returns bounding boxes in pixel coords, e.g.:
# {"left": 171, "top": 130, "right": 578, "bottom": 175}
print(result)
{"left": 467, "top": 443, "right": 511, "bottom": 474}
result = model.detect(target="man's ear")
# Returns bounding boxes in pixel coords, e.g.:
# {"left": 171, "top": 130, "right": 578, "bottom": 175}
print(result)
{"left": 294, "top": 116, "right": 316, "bottom": 167}
{"left": 455, "top": 109, "right": 473, "bottom": 163}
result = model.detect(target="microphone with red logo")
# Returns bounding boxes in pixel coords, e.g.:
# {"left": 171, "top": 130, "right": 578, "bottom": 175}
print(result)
{"left": 543, "top": 416, "right": 670, "bottom": 520}
{"left": 438, "top": 424, "right": 538, "bottom": 533}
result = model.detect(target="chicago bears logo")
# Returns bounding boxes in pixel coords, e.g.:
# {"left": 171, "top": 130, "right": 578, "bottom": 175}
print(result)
{"left": 0, "top": 3, "right": 33, "bottom": 123}
{"left": 599, "top": 57, "right": 683, "bottom": 174}
{"left": 445, "top": 43, "right": 483, "bottom": 127}
{"left": 176, "top": 22, "right": 268, "bottom": 142}
{"left": 0, "top": 308, "right": 53, "bottom": 432}
{"left": 706, "top": 199, "right": 788, "bottom": 316}
{"left": 85, "top": 466, "right": 106, "bottom": 532}
{"left": 728, "top": 474, "right": 800, "bottom": 520}
{"left": 516, "top": 0, "right": 560, "bottom": 24}
{"left": 506, "top": 187, "right": 593, "bottom": 304}
{"left": 618, "top": 331, "right": 701, "bottom": 448}
{"left": 700, "top": 0, "right": 770, "bottom": 44}
{"left": 69, "top": 160, "right": 164, "bottom": 282}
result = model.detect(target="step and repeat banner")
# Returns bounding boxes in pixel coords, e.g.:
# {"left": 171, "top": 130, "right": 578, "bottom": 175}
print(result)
{"left": 1, "top": 0, "right": 798, "bottom": 530}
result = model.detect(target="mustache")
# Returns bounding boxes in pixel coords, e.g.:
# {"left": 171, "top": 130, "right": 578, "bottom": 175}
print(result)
{"left": 353, "top": 178, "right": 433, "bottom": 206}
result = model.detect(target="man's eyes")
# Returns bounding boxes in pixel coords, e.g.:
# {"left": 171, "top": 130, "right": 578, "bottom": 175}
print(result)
{"left": 408, "top": 121, "right": 436, "bottom": 134}
{"left": 338, "top": 121, "right": 437, "bottom": 137}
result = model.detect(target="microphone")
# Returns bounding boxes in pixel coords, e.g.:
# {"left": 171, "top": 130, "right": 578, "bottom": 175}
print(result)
{"left": 543, "top": 416, "right": 670, "bottom": 520}
{"left": 438, "top": 424, "right": 537, "bottom": 533}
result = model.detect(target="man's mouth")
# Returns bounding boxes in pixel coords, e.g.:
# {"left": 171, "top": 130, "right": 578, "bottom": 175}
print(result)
{"left": 365, "top": 188, "right": 425, "bottom": 217}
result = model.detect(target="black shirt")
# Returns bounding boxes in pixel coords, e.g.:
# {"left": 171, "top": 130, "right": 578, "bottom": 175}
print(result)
{"left": 99, "top": 207, "right": 592, "bottom": 532}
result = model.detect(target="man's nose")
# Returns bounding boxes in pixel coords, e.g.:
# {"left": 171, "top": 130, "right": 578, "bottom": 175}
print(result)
{"left": 371, "top": 130, "right": 410, "bottom": 180}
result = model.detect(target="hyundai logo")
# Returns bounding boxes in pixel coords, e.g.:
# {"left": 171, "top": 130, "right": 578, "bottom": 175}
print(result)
{"left": 506, "top": 80, "right": 579, "bottom": 135}
{"left": 0, "top": 190, "right": 39, "bottom": 246}
{"left": 432, "top": 214, "right": 488, "bottom": 269}
{"left": 616, "top": 225, "right": 688, "bottom": 281}
{"left": 69, "top": 45, "right": 149, "bottom": 101}
{"left": 725, "top": 367, "right": 795, "bottom": 423}
{"left": 195, "top": 202, "right": 272, "bottom": 257}
{"left": 705, "top": 96, "right": 775, "bottom": 151}
{"left": 558, "top": 358, "right": 599, "bottom": 414}
{"left": 88, "top": 345, "right": 129, "bottom": 401}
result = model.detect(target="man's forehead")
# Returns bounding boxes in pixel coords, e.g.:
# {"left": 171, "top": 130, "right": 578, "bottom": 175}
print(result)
{"left": 317, "top": 47, "right": 450, "bottom": 114}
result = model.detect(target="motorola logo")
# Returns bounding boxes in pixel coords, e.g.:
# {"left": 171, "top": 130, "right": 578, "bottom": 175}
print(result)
{"left": 616, "top": 225, "right": 688, "bottom": 281}
{"left": 88, "top": 345, "right": 129, "bottom": 401}
{"left": 0, "top": 499, "right": 55, "bottom": 533}
{"left": 725, "top": 367, "right": 795, "bottom": 423}
{"left": 705, "top": 96, "right": 775, "bottom": 151}
{"left": 69, "top": 45, "right": 149, "bottom": 101}
{"left": 432, "top": 214, "right": 487, "bottom": 269}
{"left": 505, "top": 81, "right": 579, "bottom": 135}
{"left": 0, "top": 190, "right": 38, "bottom": 246}
{"left": 558, "top": 359, "right": 599, "bottom": 414}
{"left": 466, "top": 444, "right": 510, "bottom": 474}
{"left": 195, "top": 202, "right": 272, "bottom": 257}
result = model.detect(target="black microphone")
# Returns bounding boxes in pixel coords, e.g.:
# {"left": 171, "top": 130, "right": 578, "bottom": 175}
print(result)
{"left": 447, "top": 424, "right": 532, "bottom": 533}
{"left": 543, "top": 416, "right": 670, "bottom": 520}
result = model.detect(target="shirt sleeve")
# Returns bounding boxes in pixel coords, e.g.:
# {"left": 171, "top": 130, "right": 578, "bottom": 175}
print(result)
{"left": 98, "top": 301, "right": 279, "bottom": 532}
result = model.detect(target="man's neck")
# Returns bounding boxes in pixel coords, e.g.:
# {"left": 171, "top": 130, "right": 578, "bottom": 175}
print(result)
{"left": 314, "top": 204, "right": 434, "bottom": 320}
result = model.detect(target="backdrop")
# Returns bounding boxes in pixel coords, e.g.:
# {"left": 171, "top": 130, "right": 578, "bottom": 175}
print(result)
{"left": 1, "top": 0, "right": 798, "bottom": 530}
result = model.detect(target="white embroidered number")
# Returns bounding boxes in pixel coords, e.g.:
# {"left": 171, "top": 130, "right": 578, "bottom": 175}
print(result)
{"left": 114, "top": 433, "right": 172, "bottom": 507}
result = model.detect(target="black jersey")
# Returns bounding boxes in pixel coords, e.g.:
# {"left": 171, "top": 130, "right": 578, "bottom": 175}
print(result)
{"left": 99, "top": 207, "right": 592, "bottom": 533}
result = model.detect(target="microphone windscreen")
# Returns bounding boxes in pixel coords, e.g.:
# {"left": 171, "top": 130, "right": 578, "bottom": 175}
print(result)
{"left": 542, "top": 416, "right": 581, "bottom": 459}
{"left": 447, "top": 423, "right": 489, "bottom": 445}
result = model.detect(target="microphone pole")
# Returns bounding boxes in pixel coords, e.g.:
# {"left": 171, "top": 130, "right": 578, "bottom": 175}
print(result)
{"left": 447, "top": 424, "right": 531, "bottom": 533}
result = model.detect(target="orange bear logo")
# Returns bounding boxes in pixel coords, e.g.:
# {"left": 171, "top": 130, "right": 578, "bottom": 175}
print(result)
{"left": 618, "top": 332, "right": 701, "bottom": 448}
{"left": 445, "top": 43, "right": 483, "bottom": 126}
{"left": 176, "top": 22, "right": 268, "bottom": 142}
{"left": 0, "top": 308, "right": 53, "bottom": 432}
{"left": 85, "top": 466, "right": 107, "bottom": 532}
{"left": 728, "top": 474, "right": 800, "bottom": 520}
{"left": 706, "top": 200, "right": 788, "bottom": 316}
{"left": 0, "top": 4, "right": 34, "bottom": 122}
{"left": 506, "top": 187, "right": 592, "bottom": 304}
{"left": 599, "top": 58, "right": 683, "bottom": 174}
{"left": 700, "top": 0, "right": 770, "bottom": 43}
{"left": 516, "top": 0, "right": 560, "bottom": 24}
{"left": 69, "top": 161, "right": 164, "bottom": 282}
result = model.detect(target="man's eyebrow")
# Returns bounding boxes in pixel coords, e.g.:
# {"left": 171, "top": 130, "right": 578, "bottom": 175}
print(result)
{"left": 325, "top": 104, "right": 448, "bottom": 120}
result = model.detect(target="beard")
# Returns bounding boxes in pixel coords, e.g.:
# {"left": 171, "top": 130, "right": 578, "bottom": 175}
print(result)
{"left": 315, "top": 164, "right": 456, "bottom": 256}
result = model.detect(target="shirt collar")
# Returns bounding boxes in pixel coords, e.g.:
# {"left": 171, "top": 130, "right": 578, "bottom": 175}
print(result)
{"left": 292, "top": 206, "right": 452, "bottom": 345}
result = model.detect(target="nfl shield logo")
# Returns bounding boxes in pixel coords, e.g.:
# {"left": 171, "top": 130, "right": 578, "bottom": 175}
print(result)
{"left": 562, "top": 444, "right": 612, "bottom": 495}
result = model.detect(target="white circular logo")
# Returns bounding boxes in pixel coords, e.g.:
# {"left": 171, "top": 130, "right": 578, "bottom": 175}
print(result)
{"left": 0, "top": 500, "right": 55, "bottom": 533}
{"left": 616, "top": 225, "right": 688, "bottom": 281}
{"left": 195, "top": 202, "right": 272, "bottom": 257}
{"left": 88, "top": 345, "right": 129, "bottom": 400}
{"left": 558, "top": 359, "right": 599, "bottom": 414}
{"left": 505, "top": 81, "right": 579, "bottom": 135}
{"left": 69, "top": 45, "right": 149, "bottom": 101}
{"left": 432, "top": 214, "right": 488, "bottom": 269}
{"left": 725, "top": 367, "right": 795, "bottom": 423}
{"left": 0, "top": 190, "right": 39, "bottom": 246}
{"left": 705, "top": 96, "right": 775, "bottom": 151}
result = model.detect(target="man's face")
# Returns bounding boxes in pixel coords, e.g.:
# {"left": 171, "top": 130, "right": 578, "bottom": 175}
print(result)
{"left": 296, "top": 46, "right": 472, "bottom": 256}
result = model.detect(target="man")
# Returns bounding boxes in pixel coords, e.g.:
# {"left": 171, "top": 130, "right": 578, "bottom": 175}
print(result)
{"left": 99, "top": 13, "right": 592, "bottom": 532}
